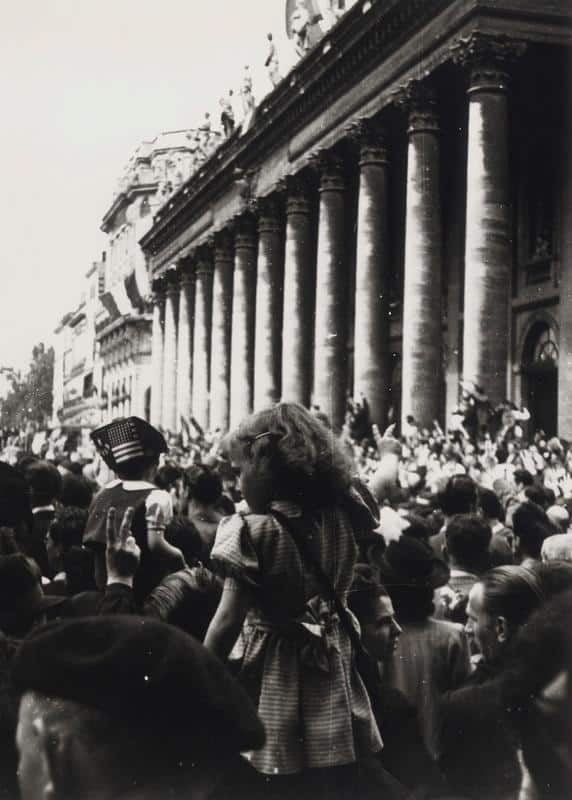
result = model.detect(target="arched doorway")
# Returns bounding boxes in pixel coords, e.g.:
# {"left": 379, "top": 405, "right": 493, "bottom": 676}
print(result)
{"left": 521, "top": 322, "right": 558, "bottom": 436}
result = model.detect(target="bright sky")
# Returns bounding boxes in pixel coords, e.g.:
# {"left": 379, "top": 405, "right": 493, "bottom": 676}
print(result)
{"left": 0, "top": 0, "right": 294, "bottom": 372}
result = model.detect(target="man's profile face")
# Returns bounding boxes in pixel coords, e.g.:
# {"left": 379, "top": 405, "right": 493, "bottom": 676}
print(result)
{"left": 16, "top": 693, "right": 50, "bottom": 800}
{"left": 361, "top": 595, "right": 402, "bottom": 663}
{"left": 465, "top": 582, "right": 499, "bottom": 663}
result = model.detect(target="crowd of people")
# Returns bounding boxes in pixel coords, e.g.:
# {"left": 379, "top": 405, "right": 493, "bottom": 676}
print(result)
{"left": 0, "top": 393, "right": 571, "bottom": 799}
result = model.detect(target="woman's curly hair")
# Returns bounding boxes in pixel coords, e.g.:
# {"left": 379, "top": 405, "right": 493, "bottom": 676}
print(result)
{"left": 231, "top": 403, "right": 352, "bottom": 510}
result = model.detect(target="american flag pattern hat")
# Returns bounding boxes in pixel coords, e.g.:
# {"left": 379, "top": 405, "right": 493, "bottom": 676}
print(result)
{"left": 91, "top": 417, "right": 167, "bottom": 470}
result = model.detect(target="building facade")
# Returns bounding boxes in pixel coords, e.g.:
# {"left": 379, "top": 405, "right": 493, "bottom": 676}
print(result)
{"left": 98, "top": 130, "right": 203, "bottom": 424}
{"left": 52, "top": 260, "right": 104, "bottom": 427}
{"left": 141, "top": 0, "right": 572, "bottom": 436}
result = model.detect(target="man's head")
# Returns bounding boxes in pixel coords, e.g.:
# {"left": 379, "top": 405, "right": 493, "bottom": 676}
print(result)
{"left": 0, "top": 462, "right": 33, "bottom": 543}
{"left": 512, "top": 502, "right": 555, "bottom": 562}
{"left": 466, "top": 566, "right": 544, "bottom": 663}
{"left": 0, "top": 555, "right": 63, "bottom": 638}
{"left": 46, "top": 507, "right": 88, "bottom": 575}
{"left": 348, "top": 567, "right": 402, "bottom": 662}
{"left": 13, "top": 616, "right": 264, "bottom": 800}
{"left": 445, "top": 514, "right": 492, "bottom": 574}
{"left": 23, "top": 461, "right": 62, "bottom": 508}
{"left": 502, "top": 591, "right": 572, "bottom": 798}
{"left": 479, "top": 488, "right": 505, "bottom": 523}
{"left": 513, "top": 469, "right": 534, "bottom": 494}
{"left": 546, "top": 504, "right": 570, "bottom": 534}
{"left": 438, "top": 475, "right": 478, "bottom": 518}
{"left": 524, "top": 484, "right": 549, "bottom": 509}
{"left": 60, "top": 474, "right": 94, "bottom": 509}
{"left": 185, "top": 463, "right": 223, "bottom": 507}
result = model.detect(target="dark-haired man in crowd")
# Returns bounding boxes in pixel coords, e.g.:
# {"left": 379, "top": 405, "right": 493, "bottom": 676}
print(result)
{"left": 512, "top": 501, "right": 555, "bottom": 568}
{"left": 440, "top": 565, "right": 545, "bottom": 799}
{"left": 21, "top": 460, "right": 63, "bottom": 576}
{"left": 479, "top": 488, "right": 514, "bottom": 565}
{"left": 435, "top": 514, "right": 491, "bottom": 623}
{"left": 429, "top": 475, "right": 478, "bottom": 558}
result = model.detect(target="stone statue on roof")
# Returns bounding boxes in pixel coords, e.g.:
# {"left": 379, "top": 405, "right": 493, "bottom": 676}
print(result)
{"left": 240, "top": 66, "right": 256, "bottom": 131}
{"left": 265, "top": 33, "right": 282, "bottom": 88}
{"left": 286, "top": 0, "right": 324, "bottom": 57}
{"left": 220, "top": 90, "right": 235, "bottom": 137}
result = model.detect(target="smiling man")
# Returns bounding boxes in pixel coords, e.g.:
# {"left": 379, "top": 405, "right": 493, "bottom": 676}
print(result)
{"left": 441, "top": 566, "right": 546, "bottom": 799}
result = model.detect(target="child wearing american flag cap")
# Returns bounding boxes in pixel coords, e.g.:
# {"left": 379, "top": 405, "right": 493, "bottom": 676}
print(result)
{"left": 83, "top": 417, "right": 185, "bottom": 601}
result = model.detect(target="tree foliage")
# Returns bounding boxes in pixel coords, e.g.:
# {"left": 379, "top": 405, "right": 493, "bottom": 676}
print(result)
{"left": 0, "top": 343, "right": 54, "bottom": 429}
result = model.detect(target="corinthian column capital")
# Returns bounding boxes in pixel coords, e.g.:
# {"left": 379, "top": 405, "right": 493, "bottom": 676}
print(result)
{"left": 214, "top": 229, "right": 234, "bottom": 260}
{"left": 451, "top": 33, "right": 527, "bottom": 93}
{"left": 256, "top": 195, "right": 283, "bottom": 235}
{"left": 309, "top": 149, "right": 345, "bottom": 193}
{"left": 234, "top": 215, "right": 257, "bottom": 252}
{"left": 194, "top": 248, "right": 214, "bottom": 279}
{"left": 178, "top": 258, "right": 195, "bottom": 288}
{"left": 392, "top": 81, "right": 439, "bottom": 134}
{"left": 346, "top": 118, "right": 389, "bottom": 166}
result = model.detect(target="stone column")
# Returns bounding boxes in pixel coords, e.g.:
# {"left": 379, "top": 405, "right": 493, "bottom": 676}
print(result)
{"left": 457, "top": 35, "right": 524, "bottom": 405}
{"left": 353, "top": 121, "right": 391, "bottom": 427}
{"left": 401, "top": 90, "right": 443, "bottom": 429}
{"left": 230, "top": 218, "right": 257, "bottom": 428}
{"left": 312, "top": 153, "right": 348, "bottom": 431}
{"left": 150, "top": 281, "right": 165, "bottom": 427}
{"left": 282, "top": 175, "right": 314, "bottom": 406}
{"left": 175, "top": 263, "right": 195, "bottom": 428}
{"left": 161, "top": 271, "right": 179, "bottom": 433}
{"left": 192, "top": 253, "right": 214, "bottom": 431}
{"left": 558, "top": 112, "right": 572, "bottom": 436}
{"left": 210, "top": 232, "right": 234, "bottom": 432}
{"left": 254, "top": 197, "right": 284, "bottom": 410}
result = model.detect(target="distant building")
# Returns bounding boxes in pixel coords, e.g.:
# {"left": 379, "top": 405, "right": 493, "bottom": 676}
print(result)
{"left": 52, "top": 259, "right": 104, "bottom": 427}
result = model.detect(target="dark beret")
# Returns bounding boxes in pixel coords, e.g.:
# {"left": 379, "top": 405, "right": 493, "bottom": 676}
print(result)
{"left": 12, "top": 615, "right": 265, "bottom": 757}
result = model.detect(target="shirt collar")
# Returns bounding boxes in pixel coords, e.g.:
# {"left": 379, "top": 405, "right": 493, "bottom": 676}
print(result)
{"left": 270, "top": 500, "right": 303, "bottom": 518}
{"left": 32, "top": 505, "right": 55, "bottom": 514}
{"left": 450, "top": 568, "right": 478, "bottom": 579}
{"left": 105, "top": 479, "right": 156, "bottom": 492}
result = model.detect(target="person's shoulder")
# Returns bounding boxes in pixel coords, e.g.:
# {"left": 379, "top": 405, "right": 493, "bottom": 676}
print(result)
{"left": 231, "top": 510, "right": 281, "bottom": 542}
{"left": 427, "top": 617, "right": 466, "bottom": 638}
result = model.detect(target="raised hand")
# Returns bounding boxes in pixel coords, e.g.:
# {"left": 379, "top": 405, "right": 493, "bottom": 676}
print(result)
{"left": 106, "top": 506, "right": 141, "bottom": 585}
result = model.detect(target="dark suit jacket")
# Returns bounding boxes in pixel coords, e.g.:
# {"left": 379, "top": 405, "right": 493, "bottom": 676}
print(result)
{"left": 440, "top": 660, "right": 521, "bottom": 800}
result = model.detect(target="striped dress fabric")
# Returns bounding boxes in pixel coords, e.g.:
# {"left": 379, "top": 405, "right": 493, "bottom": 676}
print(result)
{"left": 210, "top": 500, "right": 382, "bottom": 775}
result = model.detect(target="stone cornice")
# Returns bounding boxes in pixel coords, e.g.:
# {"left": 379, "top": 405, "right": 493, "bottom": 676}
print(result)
{"left": 101, "top": 183, "right": 156, "bottom": 233}
{"left": 139, "top": 0, "right": 567, "bottom": 268}
{"left": 140, "top": 0, "right": 454, "bottom": 261}
{"left": 96, "top": 314, "right": 152, "bottom": 343}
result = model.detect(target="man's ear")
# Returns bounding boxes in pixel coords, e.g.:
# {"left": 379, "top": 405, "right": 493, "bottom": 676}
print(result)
{"left": 31, "top": 717, "right": 56, "bottom": 800}
{"left": 495, "top": 615, "right": 510, "bottom": 644}
{"left": 41, "top": 722, "right": 78, "bottom": 800}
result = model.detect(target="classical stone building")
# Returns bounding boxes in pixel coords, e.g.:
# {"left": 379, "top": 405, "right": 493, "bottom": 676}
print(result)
{"left": 97, "top": 130, "right": 206, "bottom": 423}
{"left": 141, "top": 0, "right": 571, "bottom": 437}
